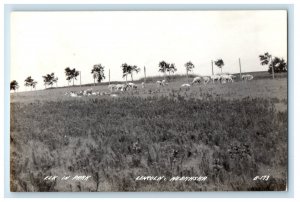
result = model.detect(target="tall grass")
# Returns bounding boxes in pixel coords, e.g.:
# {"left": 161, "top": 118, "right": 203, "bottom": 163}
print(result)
{"left": 10, "top": 94, "right": 287, "bottom": 191}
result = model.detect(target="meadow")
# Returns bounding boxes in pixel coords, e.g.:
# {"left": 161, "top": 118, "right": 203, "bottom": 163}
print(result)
{"left": 10, "top": 72, "right": 288, "bottom": 191}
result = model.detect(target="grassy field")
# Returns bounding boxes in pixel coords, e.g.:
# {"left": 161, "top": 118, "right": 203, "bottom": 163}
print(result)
{"left": 10, "top": 72, "right": 288, "bottom": 191}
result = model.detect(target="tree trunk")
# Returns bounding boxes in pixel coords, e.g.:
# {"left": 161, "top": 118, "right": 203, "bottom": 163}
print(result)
{"left": 126, "top": 74, "right": 128, "bottom": 85}
{"left": 73, "top": 78, "right": 74, "bottom": 86}
{"left": 271, "top": 56, "right": 275, "bottom": 79}
{"left": 131, "top": 73, "right": 133, "bottom": 82}
{"left": 94, "top": 78, "right": 95, "bottom": 86}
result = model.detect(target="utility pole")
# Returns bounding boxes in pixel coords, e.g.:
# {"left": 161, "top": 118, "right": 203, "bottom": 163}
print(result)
{"left": 144, "top": 66, "right": 146, "bottom": 83}
{"left": 109, "top": 69, "right": 111, "bottom": 85}
{"left": 211, "top": 60, "right": 214, "bottom": 75}
{"left": 79, "top": 71, "right": 81, "bottom": 87}
{"left": 239, "top": 58, "right": 242, "bottom": 80}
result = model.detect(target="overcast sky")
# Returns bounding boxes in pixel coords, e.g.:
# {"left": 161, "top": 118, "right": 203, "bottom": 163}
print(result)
{"left": 10, "top": 11, "right": 287, "bottom": 91}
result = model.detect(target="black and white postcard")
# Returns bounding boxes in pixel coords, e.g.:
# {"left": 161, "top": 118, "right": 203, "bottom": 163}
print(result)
{"left": 9, "top": 10, "right": 288, "bottom": 192}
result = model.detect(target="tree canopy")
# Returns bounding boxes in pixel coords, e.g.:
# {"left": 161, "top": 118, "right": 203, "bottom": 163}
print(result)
{"left": 91, "top": 64, "right": 106, "bottom": 83}
{"left": 42, "top": 73, "right": 56, "bottom": 88}
{"left": 214, "top": 59, "right": 224, "bottom": 68}
{"left": 121, "top": 63, "right": 140, "bottom": 81}
{"left": 272, "top": 57, "right": 287, "bottom": 73}
{"left": 24, "top": 76, "right": 37, "bottom": 90}
{"left": 158, "top": 61, "right": 177, "bottom": 75}
{"left": 65, "top": 67, "right": 79, "bottom": 86}
{"left": 10, "top": 80, "right": 19, "bottom": 91}
{"left": 259, "top": 52, "right": 287, "bottom": 74}
{"left": 185, "top": 61, "right": 195, "bottom": 72}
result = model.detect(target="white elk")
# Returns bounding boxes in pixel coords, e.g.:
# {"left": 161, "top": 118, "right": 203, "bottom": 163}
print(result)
{"left": 181, "top": 83, "right": 191, "bottom": 87}
{"left": 242, "top": 74, "right": 254, "bottom": 81}
{"left": 83, "top": 88, "right": 93, "bottom": 96}
{"left": 161, "top": 80, "right": 168, "bottom": 86}
{"left": 70, "top": 92, "right": 79, "bottom": 97}
{"left": 211, "top": 75, "right": 221, "bottom": 83}
{"left": 156, "top": 80, "right": 162, "bottom": 87}
{"left": 191, "top": 76, "right": 202, "bottom": 85}
{"left": 156, "top": 80, "right": 166, "bottom": 87}
{"left": 115, "top": 84, "right": 128, "bottom": 91}
{"left": 128, "top": 82, "right": 138, "bottom": 89}
{"left": 157, "top": 80, "right": 168, "bottom": 87}
{"left": 108, "top": 84, "right": 116, "bottom": 92}
{"left": 110, "top": 94, "right": 118, "bottom": 98}
{"left": 65, "top": 89, "right": 99, "bottom": 97}
{"left": 65, "top": 91, "right": 81, "bottom": 97}
{"left": 202, "top": 76, "right": 210, "bottom": 85}
{"left": 220, "top": 75, "right": 234, "bottom": 83}
{"left": 77, "top": 90, "right": 84, "bottom": 96}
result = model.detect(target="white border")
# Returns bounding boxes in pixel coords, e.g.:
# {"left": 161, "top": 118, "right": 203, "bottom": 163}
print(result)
{"left": 1, "top": 0, "right": 299, "bottom": 201}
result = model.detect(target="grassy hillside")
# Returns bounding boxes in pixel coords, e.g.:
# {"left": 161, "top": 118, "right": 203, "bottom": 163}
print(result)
{"left": 10, "top": 73, "right": 288, "bottom": 192}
